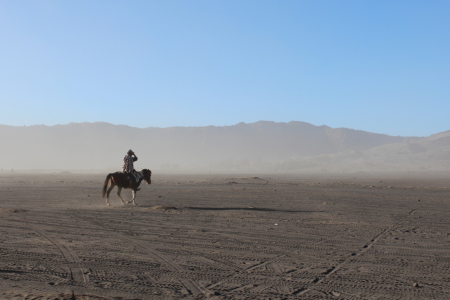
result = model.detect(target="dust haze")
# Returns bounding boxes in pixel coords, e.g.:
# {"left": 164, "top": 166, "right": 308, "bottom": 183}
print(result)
{"left": 0, "top": 121, "right": 449, "bottom": 173}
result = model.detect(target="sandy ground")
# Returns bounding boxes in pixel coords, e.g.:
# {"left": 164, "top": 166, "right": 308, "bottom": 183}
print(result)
{"left": 0, "top": 172, "right": 449, "bottom": 300}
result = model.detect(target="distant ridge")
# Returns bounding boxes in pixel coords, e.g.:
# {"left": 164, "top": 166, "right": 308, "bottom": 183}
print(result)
{"left": 0, "top": 121, "right": 448, "bottom": 172}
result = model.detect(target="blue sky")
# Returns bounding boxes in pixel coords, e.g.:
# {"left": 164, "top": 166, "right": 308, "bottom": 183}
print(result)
{"left": 0, "top": 1, "right": 449, "bottom": 136}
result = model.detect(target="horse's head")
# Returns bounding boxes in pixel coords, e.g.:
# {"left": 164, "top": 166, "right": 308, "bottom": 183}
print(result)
{"left": 142, "top": 169, "right": 152, "bottom": 184}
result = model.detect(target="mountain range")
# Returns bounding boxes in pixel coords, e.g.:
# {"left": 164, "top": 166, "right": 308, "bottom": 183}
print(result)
{"left": 0, "top": 121, "right": 448, "bottom": 173}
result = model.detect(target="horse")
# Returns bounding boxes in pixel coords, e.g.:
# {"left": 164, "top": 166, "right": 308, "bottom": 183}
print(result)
{"left": 102, "top": 169, "right": 152, "bottom": 206}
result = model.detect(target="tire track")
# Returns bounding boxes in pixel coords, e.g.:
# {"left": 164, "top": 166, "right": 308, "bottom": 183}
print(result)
{"left": 4, "top": 213, "right": 219, "bottom": 296}
{"left": 295, "top": 226, "right": 392, "bottom": 295}
{"left": 29, "top": 226, "right": 89, "bottom": 284}
{"left": 4, "top": 218, "right": 89, "bottom": 284}
{"left": 206, "top": 255, "right": 286, "bottom": 289}
{"left": 295, "top": 208, "right": 419, "bottom": 296}
{"left": 76, "top": 213, "right": 329, "bottom": 297}
{"left": 74, "top": 214, "right": 211, "bottom": 297}
{"left": 121, "top": 235, "right": 211, "bottom": 296}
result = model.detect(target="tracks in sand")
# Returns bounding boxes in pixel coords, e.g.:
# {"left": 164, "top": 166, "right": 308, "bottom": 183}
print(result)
{"left": 4, "top": 217, "right": 89, "bottom": 285}
{"left": 74, "top": 213, "right": 212, "bottom": 297}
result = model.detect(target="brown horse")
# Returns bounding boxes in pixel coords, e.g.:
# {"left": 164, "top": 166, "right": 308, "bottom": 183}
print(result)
{"left": 102, "top": 169, "right": 152, "bottom": 206}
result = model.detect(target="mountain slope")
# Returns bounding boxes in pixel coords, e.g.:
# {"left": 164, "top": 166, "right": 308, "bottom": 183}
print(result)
{"left": 0, "top": 121, "right": 437, "bottom": 172}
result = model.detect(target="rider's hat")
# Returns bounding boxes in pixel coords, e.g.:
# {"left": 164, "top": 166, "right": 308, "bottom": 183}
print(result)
{"left": 127, "top": 149, "right": 134, "bottom": 155}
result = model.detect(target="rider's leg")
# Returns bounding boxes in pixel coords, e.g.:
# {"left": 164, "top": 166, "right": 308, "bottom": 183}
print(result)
{"left": 131, "top": 171, "right": 141, "bottom": 191}
{"left": 124, "top": 171, "right": 138, "bottom": 191}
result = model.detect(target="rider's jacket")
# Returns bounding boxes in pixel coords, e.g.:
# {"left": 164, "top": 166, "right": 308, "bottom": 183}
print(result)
{"left": 122, "top": 155, "right": 137, "bottom": 173}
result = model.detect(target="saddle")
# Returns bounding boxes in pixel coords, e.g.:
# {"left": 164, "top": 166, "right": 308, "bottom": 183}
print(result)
{"left": 124, "top": 171, "right": 141, "bottom": 188}
{"left": 122, "top": 172, "right": 134, "bottom": 185}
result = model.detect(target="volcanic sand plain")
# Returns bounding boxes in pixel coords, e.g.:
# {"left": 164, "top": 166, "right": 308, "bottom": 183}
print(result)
{"left": 0, "top": 172, "right": 449, "bottom": 300}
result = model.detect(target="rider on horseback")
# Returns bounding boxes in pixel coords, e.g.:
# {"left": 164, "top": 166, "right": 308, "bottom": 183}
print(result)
{"left": 123, "top": 149, "right": 140, "bottom": 191}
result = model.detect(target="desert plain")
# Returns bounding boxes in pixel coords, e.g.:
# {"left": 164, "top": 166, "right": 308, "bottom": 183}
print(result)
{"left": 0, "top": 172, "right": 449, "bottom": 300}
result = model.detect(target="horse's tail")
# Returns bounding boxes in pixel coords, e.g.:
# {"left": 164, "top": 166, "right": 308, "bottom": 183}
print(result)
{"left": 102, "top": 173, "right": 113, "bottom": 198}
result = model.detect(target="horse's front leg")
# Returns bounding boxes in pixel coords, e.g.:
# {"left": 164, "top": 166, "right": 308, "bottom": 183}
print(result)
{"left": 117, "top": 187, "right": 127, "bottom": 205}
{"left": 128, "top": 190, "right": 137, "bottom": 205}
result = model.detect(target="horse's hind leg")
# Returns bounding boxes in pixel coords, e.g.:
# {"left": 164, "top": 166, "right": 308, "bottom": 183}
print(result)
{"left": 106, "top": 182, "right": 116, "bottom": 206}
{"left": 117, "top": 187, "right": 127, "bottom": 205}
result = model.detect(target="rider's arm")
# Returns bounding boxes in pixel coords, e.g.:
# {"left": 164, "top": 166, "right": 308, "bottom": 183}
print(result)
{"left": 133, "top": 155, "right": 138, "bottom": 162}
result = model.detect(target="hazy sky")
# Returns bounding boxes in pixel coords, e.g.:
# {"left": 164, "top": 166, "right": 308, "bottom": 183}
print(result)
{"left": 1, "top": 1, "right": 449, "bottom": 136}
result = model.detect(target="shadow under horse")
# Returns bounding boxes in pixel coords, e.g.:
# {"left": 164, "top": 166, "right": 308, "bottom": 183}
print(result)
{"left": 102, "top": 169, "right": 152, "bottom": 206}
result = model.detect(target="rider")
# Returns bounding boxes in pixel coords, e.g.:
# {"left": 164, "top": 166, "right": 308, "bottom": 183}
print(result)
{"left": 122, "top": 149, "right": 140, "bottom": 191}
